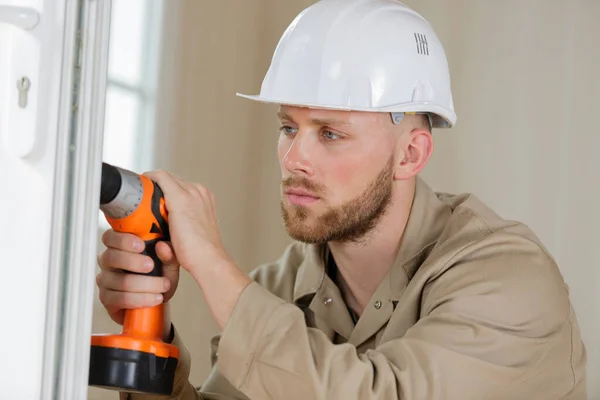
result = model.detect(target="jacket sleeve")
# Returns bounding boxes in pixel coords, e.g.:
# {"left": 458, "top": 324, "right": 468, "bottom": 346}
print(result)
{"left": 117, "top": 244, "right": 304, "bottom": 400}
{"left": 119, "top": 326, "right": 249, "bottom": 400}
{"left": 213, "top": 236, "right": 585, "bottom": 400}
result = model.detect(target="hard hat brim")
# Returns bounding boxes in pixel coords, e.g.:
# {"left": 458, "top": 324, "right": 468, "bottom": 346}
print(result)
{"left": 236, "top": 93, "right": 456, "bottom": 128}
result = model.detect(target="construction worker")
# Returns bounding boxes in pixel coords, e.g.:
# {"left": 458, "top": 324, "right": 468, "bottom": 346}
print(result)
{"left": 96, "top": 0, "right": 587, "bottom": 398}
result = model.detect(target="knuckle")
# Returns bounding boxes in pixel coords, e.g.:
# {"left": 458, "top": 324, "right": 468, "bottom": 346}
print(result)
{"left": 187, "top": 185, "right": 202, "bottom": 198}
{"left": 103, "top": 229, "right": 128, "bottom": 251}
{"left": 190, "top": 184, "right": 211, "bottom": 199}
{"left": 117, "top": 234, "right": 130, "bottom": 251}
{"left": 197, "top": 184, "right": 209, "bottom": 194}
{"left": 154, "top": 169, "right": 168, "bottom": 178}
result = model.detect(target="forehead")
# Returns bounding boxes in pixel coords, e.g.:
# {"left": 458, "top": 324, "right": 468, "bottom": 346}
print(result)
{"left": 278, "top": 105, "right": 387, "bottom": 127}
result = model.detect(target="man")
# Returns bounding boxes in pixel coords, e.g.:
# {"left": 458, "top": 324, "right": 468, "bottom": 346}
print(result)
{"left": 96, "top": 0, "right": 587, "bottom": 399}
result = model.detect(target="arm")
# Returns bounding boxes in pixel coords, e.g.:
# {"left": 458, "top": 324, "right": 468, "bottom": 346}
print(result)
{"left": 140, "top": 171, "right": 585, "bottom": 399}
{"left": 209, "top": 237, "right": 585, "bottom": 400}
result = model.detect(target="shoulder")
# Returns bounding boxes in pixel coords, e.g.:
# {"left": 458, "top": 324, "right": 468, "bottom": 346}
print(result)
{"left": 246, "top": 241, "right": 310, "bottom": 303}
{"left": 430, "top": 189, "right": 560, "bottom": 274}
{"left": 416, "top": 190, "right": 585, "bottom": 396}
{"left": 435, "top": 190, "right": 551, "bottom": 253}
{"left": 424, "top": 190, "right": 570, "bottom": 330}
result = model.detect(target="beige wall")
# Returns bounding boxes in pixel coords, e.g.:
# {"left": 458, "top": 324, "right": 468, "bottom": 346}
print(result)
{"left": 90, "top": 1, "right": 600, "bottom": 398}
{"left": 413, "top": 3, "right": 600, "bottom": 398}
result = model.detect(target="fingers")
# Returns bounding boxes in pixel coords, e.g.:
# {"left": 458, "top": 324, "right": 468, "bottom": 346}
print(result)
{"left": 143, "top": 170, "right": 186, "bottom": 201}
{"left": 99, "top": 287, "right": 164, "bottom": 311}
{"left": 96, "top": 268, "right": 167, "bottom": 314}
{"left": 96, "top": 269, "right": 170, "bottom": 294}
{"left": 98, "top": 248, "right": 154, "bottom": 274}
{"left": 99, "top": 232, "right": 176, "bottom": 274}
{"left": 102, "top": 229, "right": 144, "bottom": 253}
{"left": 169, "top": 173, "right": 186, "bottom": 186}
{"left": 143, "top": 169, "right": 214, "bottom": 201}
{"left": 144, "top": 169, "right": 185, "bottom": 185}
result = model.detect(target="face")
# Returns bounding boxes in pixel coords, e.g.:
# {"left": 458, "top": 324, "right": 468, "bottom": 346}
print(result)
{"left": 277, "top": 106, "right": 399, "bottom": 244}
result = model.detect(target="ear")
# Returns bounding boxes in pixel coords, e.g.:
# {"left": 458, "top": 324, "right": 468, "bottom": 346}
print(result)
{"left": 394, "top": 128, "right": 433, "bottom": 180}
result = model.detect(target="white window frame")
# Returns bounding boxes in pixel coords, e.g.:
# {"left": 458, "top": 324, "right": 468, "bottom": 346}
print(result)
{"left": 1, "top": 0, "right": 111, "bottom": 398}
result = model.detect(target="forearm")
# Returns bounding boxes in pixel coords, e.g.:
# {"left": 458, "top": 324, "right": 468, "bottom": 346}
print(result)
{"left": 189, "top": 254, "right": 252, "bottom": 330}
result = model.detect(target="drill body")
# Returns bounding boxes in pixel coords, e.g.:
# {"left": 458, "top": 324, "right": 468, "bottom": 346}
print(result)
{"left": 89, "top": 163, "right": 179, "bottom": 395}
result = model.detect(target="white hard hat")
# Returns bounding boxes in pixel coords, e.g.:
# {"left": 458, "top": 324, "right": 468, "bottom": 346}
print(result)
{"left": 237, "top": 0, "right": 456, "bottom": 129}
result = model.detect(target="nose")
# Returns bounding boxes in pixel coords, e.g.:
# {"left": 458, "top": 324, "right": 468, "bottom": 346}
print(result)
{"left": 281, "top": 131, "right": 315, "bottom": 176}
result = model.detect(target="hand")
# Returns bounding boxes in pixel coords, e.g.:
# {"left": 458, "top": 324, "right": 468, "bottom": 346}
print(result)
{"left": 143, "top": 170, "right": 231, "bottom": 276}
{"left": 140, "top": 170, "right": 251, "bottom": 330}
{"left": 96, "top": 229, "right": 180, "bottom": 327}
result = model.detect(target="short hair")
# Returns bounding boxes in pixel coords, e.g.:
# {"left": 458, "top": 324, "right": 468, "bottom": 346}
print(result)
{"left": 421, "top": 114, "right": 433, "bottom": 132}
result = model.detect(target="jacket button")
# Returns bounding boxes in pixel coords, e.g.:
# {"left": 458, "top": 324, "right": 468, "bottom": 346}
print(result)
{"left": 374, "top": 300, "right": 382, "bottom": 309}
{"left": 323, "top": 297, "right": 333, "bottom": 305}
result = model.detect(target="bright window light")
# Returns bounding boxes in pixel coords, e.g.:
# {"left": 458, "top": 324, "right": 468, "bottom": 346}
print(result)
{"left": 99, "top": 0, "right": 163, "bottom": 230}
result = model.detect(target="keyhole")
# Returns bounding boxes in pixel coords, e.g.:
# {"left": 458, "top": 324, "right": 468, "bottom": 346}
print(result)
{"left": 16, "top": 76, "right": 31, "bottom": 108}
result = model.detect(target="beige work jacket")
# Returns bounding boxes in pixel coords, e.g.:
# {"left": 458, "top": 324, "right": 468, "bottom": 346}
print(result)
{"left": 122, "top": 177, "right": 586, "bottom": 400}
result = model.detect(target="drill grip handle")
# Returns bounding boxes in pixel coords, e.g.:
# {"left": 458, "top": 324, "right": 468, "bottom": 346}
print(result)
{"left": 121, "top": 181, "right": 170, "bottom": 340}
{"left": 140, "top": 239, "right": 164, "bottom": 277}
{"left": 138, "top": 181, "right": 170, "bottom": 277}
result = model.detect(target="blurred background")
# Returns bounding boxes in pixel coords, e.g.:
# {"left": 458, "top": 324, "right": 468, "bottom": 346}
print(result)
{"left": 90, "top": 1, "right": 600, "bottom": 398}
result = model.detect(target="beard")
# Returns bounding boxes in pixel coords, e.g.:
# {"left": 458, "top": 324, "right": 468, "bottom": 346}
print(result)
{"left": 280, "top": 154, "right": 395, "bottom": 244}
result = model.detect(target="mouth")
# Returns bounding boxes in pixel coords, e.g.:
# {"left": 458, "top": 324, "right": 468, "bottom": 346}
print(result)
{"left": 284, "top": 188, "right": 320, "bottom": 206}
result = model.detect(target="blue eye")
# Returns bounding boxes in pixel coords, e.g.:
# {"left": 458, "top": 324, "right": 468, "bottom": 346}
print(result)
{"left": 322, "top": 130, "right": 341, "bottom": 140}
{"left": 279, "top": 125, "right": 297, "bottom": 136}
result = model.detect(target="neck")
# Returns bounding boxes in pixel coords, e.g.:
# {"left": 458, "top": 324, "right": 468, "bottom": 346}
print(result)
{"left": 328, "top": 178, "right": 415, "bottom": 316}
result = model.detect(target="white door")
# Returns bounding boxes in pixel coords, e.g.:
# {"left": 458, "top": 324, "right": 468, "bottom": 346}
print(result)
{"left": 0, "top": 0, "right": 111, "bottom": 398}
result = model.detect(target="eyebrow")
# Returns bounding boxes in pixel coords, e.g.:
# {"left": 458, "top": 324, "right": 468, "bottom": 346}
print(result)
{"left": 277, "top": 111, "right": 353, "bottom": 128}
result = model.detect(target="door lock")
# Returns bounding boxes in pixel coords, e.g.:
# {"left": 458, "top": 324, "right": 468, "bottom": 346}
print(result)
{"left": 16, "top": 77, "right": 31, "bottom": 108}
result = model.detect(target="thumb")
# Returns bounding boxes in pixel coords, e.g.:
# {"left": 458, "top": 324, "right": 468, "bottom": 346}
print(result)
{"left": 162, "top": 263, "right": 180, "bottom": 303}
{"left": 156, "top": 240, "right": 177, "bottom": 264}
{"left": 156, "top": 241, "right": 180, "bottom": 302}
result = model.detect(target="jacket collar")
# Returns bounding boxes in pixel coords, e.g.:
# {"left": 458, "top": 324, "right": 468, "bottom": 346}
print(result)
{"left": 292, "top": 176, "right": 451, "bottom": 304}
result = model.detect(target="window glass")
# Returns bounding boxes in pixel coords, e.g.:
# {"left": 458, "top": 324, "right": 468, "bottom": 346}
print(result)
{"left": 107, "top": 0, "right": 146, "bottom": 85}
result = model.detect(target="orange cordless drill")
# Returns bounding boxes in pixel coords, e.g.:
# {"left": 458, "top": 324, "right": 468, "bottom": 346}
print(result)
{"left": 89, "top": 162, "right": 179, "bottom": 395}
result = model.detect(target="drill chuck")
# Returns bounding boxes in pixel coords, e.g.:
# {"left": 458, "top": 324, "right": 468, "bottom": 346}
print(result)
{"left": 100, "top": 162, "right": 122, "bottom": 205}
{"left": 99, "top": 163, "right": 145, "bottom": 220}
